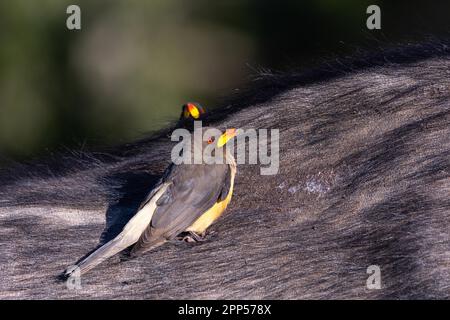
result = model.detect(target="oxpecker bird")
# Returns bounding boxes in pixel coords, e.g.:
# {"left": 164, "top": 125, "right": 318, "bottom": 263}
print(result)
{"left": 63, "top": 127, "right": 237, "bottom": 278}
{"left": 177, "top": 102, "right": 206, "bottom": 130}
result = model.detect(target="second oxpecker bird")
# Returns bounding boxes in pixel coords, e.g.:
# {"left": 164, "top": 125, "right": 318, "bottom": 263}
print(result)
{"left": 177, "top": 102, "right": 206, "bottom": 130}
{"left": 64, "top": 127, "right": 237, "bottom": 277}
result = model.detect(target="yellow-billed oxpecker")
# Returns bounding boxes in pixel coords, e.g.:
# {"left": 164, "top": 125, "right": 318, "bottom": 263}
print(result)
{"left": 177, "top": 102, "right": 206, "bottom": 130}
{"left": 64, "top": 127, "right": 237, "bottom": 277}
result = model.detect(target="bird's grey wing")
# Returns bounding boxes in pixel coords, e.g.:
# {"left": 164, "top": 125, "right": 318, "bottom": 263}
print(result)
{"left": 131, "top": 163, "right": 228, "bottom": 254}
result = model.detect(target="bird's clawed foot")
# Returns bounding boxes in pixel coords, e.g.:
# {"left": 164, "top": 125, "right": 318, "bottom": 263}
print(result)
{"left": 176, "top": 231, "right": 215, "bottom": 243}
{"left": 180, "top": 231, "right": 206, "bottom": 243}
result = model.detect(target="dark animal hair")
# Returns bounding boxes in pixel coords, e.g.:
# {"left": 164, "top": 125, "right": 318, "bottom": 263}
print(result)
{"left": 0, "top": 39, "right": 449, "bottom": 299}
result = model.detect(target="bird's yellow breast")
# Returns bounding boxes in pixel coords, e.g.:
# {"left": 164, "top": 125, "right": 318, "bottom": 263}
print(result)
{"left": 186, "top": 169, "right": 235, "bottom": 234}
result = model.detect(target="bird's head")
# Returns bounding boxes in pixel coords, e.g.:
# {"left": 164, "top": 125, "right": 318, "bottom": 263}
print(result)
{"left": 180, "top": 102, "right": 205, "bottom": 121}
{"left": 188, "top": 127, "right": 238, "bottom": 163}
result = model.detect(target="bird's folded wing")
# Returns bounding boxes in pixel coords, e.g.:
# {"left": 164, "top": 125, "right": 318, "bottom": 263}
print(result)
{"left": 131, "top": 163, "right": 229, "bottom": 254}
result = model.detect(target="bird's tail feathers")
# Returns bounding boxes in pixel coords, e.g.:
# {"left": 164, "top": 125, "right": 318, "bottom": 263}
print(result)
{"left": 62, "top": 183, "right": 169, "bottom": 279}
{"left": 64, "top": 234, "right": 132, "bottom": 278}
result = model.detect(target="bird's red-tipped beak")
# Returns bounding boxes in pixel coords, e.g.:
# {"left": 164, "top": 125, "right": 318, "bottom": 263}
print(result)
{"left": 217, "top": 128, "right": 237, "bottom": 147}
{"left": 187, "top": 103, "right": 200, "bottom": 119}
{"left": 226, "top": 128, "right": 237, "bottom": 137}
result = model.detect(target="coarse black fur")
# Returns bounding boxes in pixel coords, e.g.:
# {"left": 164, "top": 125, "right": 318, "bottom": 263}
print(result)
{"left": 0, "top": 39, "right": 449, "bottom": 299}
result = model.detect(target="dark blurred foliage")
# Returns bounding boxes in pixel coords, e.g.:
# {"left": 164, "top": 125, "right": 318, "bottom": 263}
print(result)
{"left": 1, "top": 0, "right": 450, "bottom": 162}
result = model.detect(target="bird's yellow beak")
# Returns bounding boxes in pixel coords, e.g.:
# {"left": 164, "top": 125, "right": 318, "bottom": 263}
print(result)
{"left": 217, "top": 128, "right": 237, "bottom": 148}
{"left": 186, "top": 103, "right": 200, "bottom": 119}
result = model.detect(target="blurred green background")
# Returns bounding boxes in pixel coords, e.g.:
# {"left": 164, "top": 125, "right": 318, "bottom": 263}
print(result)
{"left": 1, "top": 0, "right": 450, "bottom": 162}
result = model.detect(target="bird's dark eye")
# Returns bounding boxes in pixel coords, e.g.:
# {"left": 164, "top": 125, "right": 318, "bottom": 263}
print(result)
{"left": 207, "top": 137, "right": 215, "bottom": 144}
